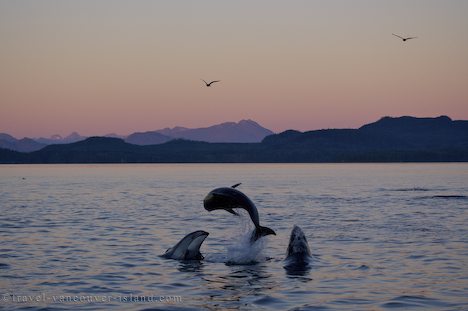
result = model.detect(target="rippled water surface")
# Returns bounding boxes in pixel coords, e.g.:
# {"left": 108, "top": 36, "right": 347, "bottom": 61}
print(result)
{"left": 1, "top": 164, "right": 467, "bottom": 310}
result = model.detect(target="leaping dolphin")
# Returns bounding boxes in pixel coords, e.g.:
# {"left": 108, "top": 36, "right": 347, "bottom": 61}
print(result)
{"left": 160, "top": 230, "right": 209, "bottom": 260}
{"left": 284, "top": 225, "right": 312, "bottom": 270}
{"left": 203, "top": 184, "right": 276, "bottom": 243}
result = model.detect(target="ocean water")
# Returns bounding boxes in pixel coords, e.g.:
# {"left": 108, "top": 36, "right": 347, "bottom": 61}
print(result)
{"left": 0, "top": 163, "right": 467, "bottom": 311}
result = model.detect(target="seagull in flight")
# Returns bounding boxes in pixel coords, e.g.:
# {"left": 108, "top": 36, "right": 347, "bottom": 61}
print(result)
{"left": 392, "top": 33, "right": 418, "bottom": 42}
{"left": 201, "top": 79, "right": 220, "bottom": 87}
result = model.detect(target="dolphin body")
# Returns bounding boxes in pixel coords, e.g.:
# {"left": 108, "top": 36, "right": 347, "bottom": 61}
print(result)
{"left": 160, "top": 230, "right": 209, "bottom": 260}
{"left": 203, "top": 184, "right": 276, "bottom": 243}
{"left": 284, "top": 225, "right": 312, "bottom": 270}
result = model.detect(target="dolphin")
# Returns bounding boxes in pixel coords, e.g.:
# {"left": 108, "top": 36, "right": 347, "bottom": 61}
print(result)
{"left": 160, "top": 230, "right": 209, "bottom": 260}
{"left": 284, "top": 225, "right": 312, "bottom": 270}
{"left": 203, "top": 184, "right": 276, "bottom": 243}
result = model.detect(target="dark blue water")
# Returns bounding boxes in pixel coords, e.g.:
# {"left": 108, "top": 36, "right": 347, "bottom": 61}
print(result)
{"left": 1, "top": 164, "right": 467, "bottom": 310}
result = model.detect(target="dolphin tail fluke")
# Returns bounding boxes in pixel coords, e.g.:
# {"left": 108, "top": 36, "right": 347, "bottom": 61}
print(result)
{"left": 251, "top": 225, "right": 276, "bottom": 242}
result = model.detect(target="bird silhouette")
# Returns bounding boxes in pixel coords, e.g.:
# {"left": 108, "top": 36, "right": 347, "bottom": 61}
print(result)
{"left": 201, "top": 79, "right": 220, "bottom": 87}
{"left": 392, "top": 33, "right": 418, "bottom": 42}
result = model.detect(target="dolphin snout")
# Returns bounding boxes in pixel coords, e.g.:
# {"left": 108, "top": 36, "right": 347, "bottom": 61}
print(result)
{"left": 197, "top": 230, "right": 209, "bottom": 237}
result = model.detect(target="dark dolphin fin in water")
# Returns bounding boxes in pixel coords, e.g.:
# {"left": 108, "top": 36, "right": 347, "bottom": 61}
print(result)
{"left": 231, "top": 183, "right": 242, "bottom": 188}
{"left": 160, "top": 230, "right": 209, "bottom": 260}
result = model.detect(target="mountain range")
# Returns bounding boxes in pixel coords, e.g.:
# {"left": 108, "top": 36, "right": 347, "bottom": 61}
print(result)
{"left": 0, "top": 120, "right": 273, "bottom": 152}
{"left": 125, "top": 119, "right": 273, "bottom": 145}
{"left": 34, "top": 132, "right": 88, "bottom": 145}
{"left": 1, "top": 116, "right": 467, "bottom": 163}
{"left": 0, "top": 133, "right": 46, "bottom": 153}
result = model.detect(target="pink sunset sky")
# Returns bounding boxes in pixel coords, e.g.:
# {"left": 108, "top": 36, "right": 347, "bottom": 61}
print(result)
{"left": 1, "top": 0, "right": 467, "bottom": 138}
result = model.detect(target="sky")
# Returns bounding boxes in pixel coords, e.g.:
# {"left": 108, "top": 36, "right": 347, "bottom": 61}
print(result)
{"left": 1, "top": 0, "right": 467, "bottom": 138}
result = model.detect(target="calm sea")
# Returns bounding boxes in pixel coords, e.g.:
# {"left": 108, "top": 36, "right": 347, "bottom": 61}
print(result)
{"left": 0, "top": 164, "right": 467, "bottom": 310}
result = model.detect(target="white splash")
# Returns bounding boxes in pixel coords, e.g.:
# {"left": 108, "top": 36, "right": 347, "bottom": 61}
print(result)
{"left": 224, "top": 211, "right": 269, "bottom": 265}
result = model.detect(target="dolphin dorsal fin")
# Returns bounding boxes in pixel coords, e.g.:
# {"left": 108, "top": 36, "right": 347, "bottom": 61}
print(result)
{"left": 231, "top": 183, "right": 242, "bottom": 188}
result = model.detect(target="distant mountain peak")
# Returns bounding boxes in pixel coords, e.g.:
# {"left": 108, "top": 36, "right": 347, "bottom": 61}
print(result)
{"left": 360, "top": 115, "right": 454, "bottom": 131}
{"left": 157, "top": 126, "right": 190, "bottom": 137}
{"left": 105, "top": 133, "right": 126, "bottom": 139}
{"left": 33, "top": 132, "right": 86, "bottom": 145}
{"left": 0, "top": 133, "right": 17, "bottom": 143}
{"left": 238, "top": 119, "right": 258, "bottom": 125}
{"left": 50, "top": 134, "right": 63, "bottom": 140}
{"left": 159, "top": 119, "right": 274, "bottom": 143}
{"left": 64, "top": 132, "right": 84, "bottom": 141}
{"left": 126, "top": 119, "right": 274, "bottom": 145}
{"left": 0, "top": 135, "right": 45, "bottom": 152}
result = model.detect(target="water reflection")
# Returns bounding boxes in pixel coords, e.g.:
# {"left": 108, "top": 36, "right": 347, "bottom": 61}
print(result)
{"left": 284, "top": 264, "right": 311, "bottom": 277}
{"left": 196, "top": 262, "right": 279, "bottom": 309}
{"left": 177, "top": 261, "right": 204, "bottom": 273}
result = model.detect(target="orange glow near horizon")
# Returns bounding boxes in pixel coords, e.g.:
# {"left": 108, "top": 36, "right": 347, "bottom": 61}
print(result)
{"left": 1, "top": 1, "right": 467, "bottom": 138}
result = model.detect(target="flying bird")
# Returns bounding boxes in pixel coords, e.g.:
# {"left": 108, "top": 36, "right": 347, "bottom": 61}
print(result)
{"left": 392, "top": 33, "right": 418, "bottom": 42}
{"left": 201, "top": 79, "right": 220, "bottom": 87}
